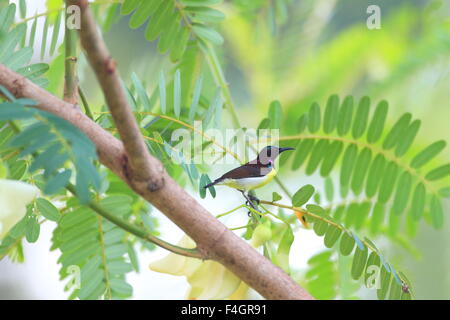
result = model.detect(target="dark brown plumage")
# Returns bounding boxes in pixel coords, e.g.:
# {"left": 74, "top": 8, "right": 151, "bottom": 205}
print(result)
{"left": 204, "top": 146, "right": 294, "bottom": 189}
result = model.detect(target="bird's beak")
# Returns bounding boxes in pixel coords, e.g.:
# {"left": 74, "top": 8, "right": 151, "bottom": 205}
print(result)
{"left": 279, "top": 147, "right": 295, "bottom": 153}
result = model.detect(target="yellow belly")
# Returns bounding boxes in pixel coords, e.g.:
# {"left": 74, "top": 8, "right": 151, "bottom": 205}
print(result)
{"left": 220, "top": 168, "right": 277, "bottom": 191}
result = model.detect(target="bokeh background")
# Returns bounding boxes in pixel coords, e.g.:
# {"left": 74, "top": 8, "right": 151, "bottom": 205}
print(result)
{"left": 0, "top": 0, "right": 449, "bottom": 299}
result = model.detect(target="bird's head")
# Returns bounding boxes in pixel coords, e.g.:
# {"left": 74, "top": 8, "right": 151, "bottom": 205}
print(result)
{"left": 256, "top": 145, "right": 295, "bottom": 166}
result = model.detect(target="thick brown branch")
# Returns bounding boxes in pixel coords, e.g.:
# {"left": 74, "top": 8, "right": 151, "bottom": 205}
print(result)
{"left": 67, "top": 0, "right": 162, "bottom": 191}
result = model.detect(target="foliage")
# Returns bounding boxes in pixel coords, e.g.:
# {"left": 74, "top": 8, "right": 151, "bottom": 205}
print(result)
{"left": 51, "top": 198, "right": 134, "bottom": 300}
{"left": 120, "top": 0, "right": 225, "bottom": 62}
{"left": 0, "top": 3, "right": 49, "bottom": 86}
{"left": 0, "top": 94, "right": 100, "bottom": 203}
{"left": 281, "top": 95, "right": 449, "bottom": 237}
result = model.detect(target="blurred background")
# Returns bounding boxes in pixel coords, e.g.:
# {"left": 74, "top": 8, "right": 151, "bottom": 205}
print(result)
{"left": 0, "top": 0, "right": 449, "bottom": 299}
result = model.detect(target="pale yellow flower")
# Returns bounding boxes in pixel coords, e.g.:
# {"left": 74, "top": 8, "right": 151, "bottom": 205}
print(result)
{"left": 149, "top": 235, "right": 242, "bottom": 300}
{"left": 0, "top": 179, "right": 39, "bottom": 238}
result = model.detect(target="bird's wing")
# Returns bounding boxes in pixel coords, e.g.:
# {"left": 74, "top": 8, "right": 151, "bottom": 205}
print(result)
{"left": 220, "top": 163, "right": 269, "bottom": 180}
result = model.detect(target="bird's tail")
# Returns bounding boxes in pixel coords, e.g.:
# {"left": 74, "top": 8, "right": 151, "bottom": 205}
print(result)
{"left": 204, "top": 179, "right": 221, "bottom": 189}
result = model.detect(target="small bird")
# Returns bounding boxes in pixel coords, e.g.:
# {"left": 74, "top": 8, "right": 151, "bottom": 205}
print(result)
{"left": 204, "top": 146, "right": 295, "bottom": 203}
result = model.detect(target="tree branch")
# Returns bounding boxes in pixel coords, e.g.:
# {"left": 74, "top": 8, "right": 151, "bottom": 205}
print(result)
{"left": 64, "top": 184, "right": 203, "bottom": 259}
{"left": 0, "top": 7, "right": 313, "bottom": 302}
{"left": 68, "top": 0, "right": 162, "bottom": 190}
{"left": 63, "top": 1, "right": 79, "bottom": 105}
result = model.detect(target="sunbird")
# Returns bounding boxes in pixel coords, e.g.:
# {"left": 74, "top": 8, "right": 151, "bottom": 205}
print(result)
{"left": 204, "top": 146, "right": 295, "bottom": 202}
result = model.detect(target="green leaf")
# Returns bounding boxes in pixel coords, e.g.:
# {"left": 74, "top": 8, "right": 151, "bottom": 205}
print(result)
{"left": 367, "top": 100, "right": 388, "bottom": 143}
{"left": 439, "top": 187, "right": 450, "bottom": 198}
{"left": 324, "top": 177, "right": 334, "bottom": 202}
{"left": 110, "top": 278, "right": 133, "bottom": 296}
{"left": 129, "top": 0, "right": 158, "bottom": 28}
{"left": 430, "top": 196, "right": 443, "bottom": 229}
{"left": 170, "top": 27, "right": 189, "bottom": 62}
{"left": 351, "top": 147, "right": 372, "bottom": 195}
{"left": 43, "top": 169, "right": 72, "bottom": 195}
{"left": 127, "top": 243, "right": 139, "bottom": 272}
{"left": 275, "top": 226, "right": 294, "bottom": 274}
{"left": 29, "top": 16, "right": 38, "bottom": 48}
{"left": 344, "top": 202, "right": 359, "bottom": 228}
{"left": 377, "top": 161, "right": 398, "bottom": 203}
{"left": 36, "top": 198, "right": 60, "bottom": 222}
{"left": 370, "top": 202, "right": 385, "bottom": 235}
{"left": 257, "top": 118, "right": 271, "bottom": 131}
{"left": 291, "top": 139, "right": 314, "bottom": 170}
{"left": 324, "top": 225, "right": 341, "bottom": 248}
{"left": 174, "top": 69, "right": 181, "bottom": 117}
{"left": 292, "top": 184, "right": 315, "bottom": 207}
{"left": 305, "top": 139, "right": 328, "bottom": 175}
{"left": 410, "top": 183, "right": 426, "bottom": 220}
{"left": 297, "top": 114, "right": 308, "bottom": 133}
{"left": 192, "top": 23, "right": 224, "bottom": 45}
{"left": 306, "top": 204, "right": 326, "bottom": 216}
{"left": 157, "top": 15, "right": 180, "bottom": 54}
{"left": 351, "top": 244, "right": 368, "bottom": 280}
{"left": 388, "top": 278, "right": 402, "bottom": 300}
{"left": 340, "top": 144, "right": 358, "bottom": 189}
{"left": 120, "top": 0, "right": 141, "bottom": 15}
{"left": 40, "top": 17, "right": 49, "bottom": 60}
{"left": 382, "top": 113, "right": 411, "bottom": 150}
{"left": 202, "top": 89, "right": 218, "bottom": 128}
{"left": 186, "top": 6, "right": 225, "bottom": 23}
{"left": 351, "top": 202, "right": 370, "bottom": 231}
{"left": 268, "top": 100, "right": 282, "bottom": 129}
{"left": 352, "top": 96, "right": 370, "bottom": 139}
{"left": 212, "top": 88, "right": 223, "bottom": 128}
{"left": 272, "top": 192, "right": 282, "bottom": 202}
{"left": 9, "top": 160, "right": 27, "bottom": 180}
{"left": 392, "top": 172, "right": 412, "bottom": 215}
{"left": 4, "top": 47, "right": 32, "bottom": 70}
{"left": 0, "top": 85, "right": 16, "bottom": 101}
{"left": 159, "top": 71, "right": 166, "bottom": 114}
{"left": 0, "top": 23, "right": 26, "bottom": 63}
{"left": 364, "top": 252, "right": 381, "bottom": 289}
{"left": 308, "top": 102, "right": 321, "bottom": 133}
{"left": 49, "top": 11, "right": 62, "bottom": 56}
{"left": 425, "top": 164, "right": 450, "bottom": 181}
{"left": 320, "top": 141, "right": 343, "bottom": 177}
{"left": 395, "top": 119, "right": 421, "bottom": 157}
{"left": 145, "top": 1, "right": 173, "bottom": 42}
{"left": 410, "top": 140, "right": 446, "bottom": 169}
{"left": 17, "top": 63, "right": 49, "bottom": 79}
{"left": 313, "top": 219, "right": 328, "bottom": 236}
{"left": 377, "top": 264, "right": 392, "bottom": 300}
{"left": 182, "top": 0, "right": 222, "bottom": 6}
{"left": 337, "top": 96, "right": 353, "bottom": 136}
{"left": 189, "top": 75, "right": 203, "bottom": 120}
{"left": 26, "top": 216, "right": 40, "bottom": 243}
{"left": 0, "top": 4, "right": 16, "bottom": 33}
{"left": 131, "top": 72, "right": 151, "bottom": 111}
{"left": 365, "top": 154, "right": 386, "bottom": 198}
{"left": 323, "top": 94, "right": 339, "bottom": 134}
{"left": 339, "top": 231, "right": 355, "bottom": 256}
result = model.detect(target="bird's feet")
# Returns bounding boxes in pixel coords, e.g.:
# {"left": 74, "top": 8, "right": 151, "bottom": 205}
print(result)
{"left": 248, "top": 193, "right": 260, "bottom": 204}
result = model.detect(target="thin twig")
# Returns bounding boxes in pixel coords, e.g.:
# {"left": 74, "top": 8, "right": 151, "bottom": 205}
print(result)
{"left": 64, "top": 184, "right": 202, "bottom": 259}
{"left": 78, "top": 87, "right": 94, "bottom": 120}
{"left": 63, "top": 2, "right": 79, "bottom": 105}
